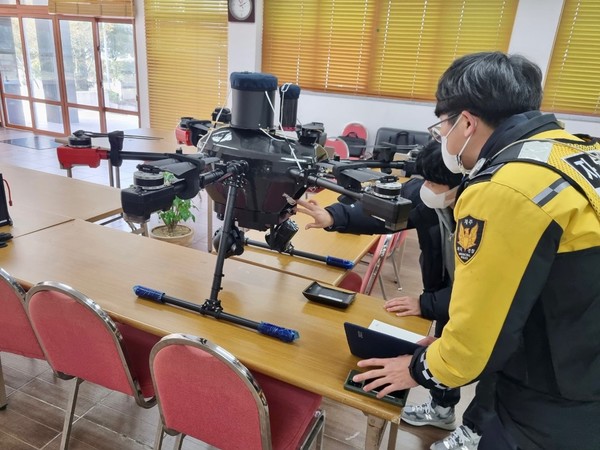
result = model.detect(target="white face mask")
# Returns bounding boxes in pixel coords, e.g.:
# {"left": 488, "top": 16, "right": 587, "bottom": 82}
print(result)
{"left": 419, "top": 184, "right": 458, "bottom": 210}
{"left": 440, "top": 116, "right": 471, "bottom": 175}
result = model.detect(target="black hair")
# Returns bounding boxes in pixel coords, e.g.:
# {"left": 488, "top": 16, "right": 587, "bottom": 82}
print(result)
{"left": 434, "top": 52, "right": 543, "bottom": 127}
{"left": 416, "top": 140, "right": 463, "bottom": 188}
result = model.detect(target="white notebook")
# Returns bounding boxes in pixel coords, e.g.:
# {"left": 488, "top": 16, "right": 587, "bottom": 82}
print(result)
{"left": 368, "top": 319, "right": 426, "bottom": 344}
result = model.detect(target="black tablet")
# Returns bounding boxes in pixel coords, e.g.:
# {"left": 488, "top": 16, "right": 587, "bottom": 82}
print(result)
{"left": 344, "top": 322, "right": 420, "bottom": 359}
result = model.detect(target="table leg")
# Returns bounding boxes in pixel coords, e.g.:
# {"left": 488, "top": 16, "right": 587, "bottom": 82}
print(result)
{"left": 364, "top": 415, "right": 399, "bottom": 450}
{"left": 108, "top": 161, "right": 115, "bottom": 187}
{"left": 365, "top": 414, "right": 387, "bottom": 449}
{"left": 206, "top": 195, "right": 213, "bottom": 253}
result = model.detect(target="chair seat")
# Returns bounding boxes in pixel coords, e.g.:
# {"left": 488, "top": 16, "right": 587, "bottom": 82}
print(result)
{"left": 117, "top": 322, "right": 161, "bottom": 398}
{"left": 254, "top": 372, "right": 322, "bottom": 450}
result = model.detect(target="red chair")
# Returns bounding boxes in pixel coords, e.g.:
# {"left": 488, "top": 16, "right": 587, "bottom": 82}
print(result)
{"left": 0, "top": 268, "right": 45, "bottom": 410}
{"left": 325, "top": 137, "right": 350, "bottom": 159}
{"left": 339, "top": 232, "right": 406, "bottom": 299}
{"left": 150, "top": 333, "right": 325, "bottom": 450}
{"left": 25, "top": 281, "right": 159, "bottom": 450}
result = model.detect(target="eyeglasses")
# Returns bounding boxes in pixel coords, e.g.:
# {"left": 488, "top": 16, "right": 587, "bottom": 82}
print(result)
{"left": 427, "top": 113, "right": 459, "bottom": 143}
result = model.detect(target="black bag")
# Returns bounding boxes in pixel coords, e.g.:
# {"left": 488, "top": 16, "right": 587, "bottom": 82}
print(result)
{"left": 374, "top": 128, "right": 430, "bottom": 154}
{"left": 338, "top": 131, "right": 367, "bottom": 158}
{"left": 0, "top": 174, "right": 12, "bottom": 227}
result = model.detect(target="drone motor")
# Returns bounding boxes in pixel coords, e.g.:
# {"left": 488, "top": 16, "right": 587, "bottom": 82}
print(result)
{"left": 132, "top": 171, "right": 166, "bottom": 190}
{"left": 370, "top": 180, "right": 403, "bottom": 199}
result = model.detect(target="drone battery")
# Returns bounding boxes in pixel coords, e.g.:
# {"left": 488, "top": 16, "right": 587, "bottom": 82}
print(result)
{"left": 230, "top": 72, "right": 277, "bottom": 130}
{"left": 279, "top": 83, "right": 301, "bottom": 131}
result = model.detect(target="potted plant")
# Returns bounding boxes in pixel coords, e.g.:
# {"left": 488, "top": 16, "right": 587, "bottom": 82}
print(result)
{"left": 149, "top": 173, "right": 198, "bottom": 246}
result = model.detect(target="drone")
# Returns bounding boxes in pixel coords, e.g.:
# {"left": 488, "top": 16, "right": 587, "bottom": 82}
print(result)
{"left": 59, "top": 72, "right": 419, "bottom": 342}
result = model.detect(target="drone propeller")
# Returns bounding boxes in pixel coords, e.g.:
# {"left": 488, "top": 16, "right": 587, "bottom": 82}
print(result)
{"left": 71, "top": 129, "right": 162, "bottom": 140}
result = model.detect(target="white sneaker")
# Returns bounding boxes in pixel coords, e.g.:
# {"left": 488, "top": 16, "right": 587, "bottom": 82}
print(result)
{"left": 401, "top": 399, "right": 456, "bottom": 430}
{"left": 430, "top": 425, "right": 481, "bottom": 450}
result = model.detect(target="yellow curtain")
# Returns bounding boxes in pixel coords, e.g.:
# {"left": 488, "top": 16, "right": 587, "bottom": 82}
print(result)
{"left": 542, "top": 0, "right": 600, "bottom": 116}
{"left": 263, "top": 0, "right": 518, "bottom": 101}
{"left": 144, "top": 0, "right": 228, "bottom": 130}
{"left": 48, "top": 0, "right": 133, "bottom": 17}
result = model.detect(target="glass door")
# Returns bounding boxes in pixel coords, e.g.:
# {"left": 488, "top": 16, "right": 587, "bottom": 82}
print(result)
{"left": 98, "top": 21, "right": 139, "bottom": 131}
{"left": 59, "top": 19, "right": 139, "bottom": 133}
{"left": 0, "top": 16, "right": 32, "bottom": 128}
{"left": 0, "top": 6, "right": 139, "bottom": 135}
{"left": 23, "top": 17, "right": 64, "bottom": 134}
{"left": 60, "top": 19, "right": 101, "bottom": 131}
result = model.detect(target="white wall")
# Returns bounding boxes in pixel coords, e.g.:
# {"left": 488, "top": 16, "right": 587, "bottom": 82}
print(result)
{"left": 140, "top": 0, "right": 600, "bottom": 139}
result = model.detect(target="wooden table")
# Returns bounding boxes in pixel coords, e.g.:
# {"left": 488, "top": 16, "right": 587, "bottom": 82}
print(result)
{"left": 0, "top": 205, "right": 72, "bottom": 238}
{"left": 1, "top": 164, "right": 122, "bottom": 222}
{"left": 238, "top": 190, "right": 379, "bottom": 285}
{"left": 0, "top": 220, "right": 430, "bottom": 449}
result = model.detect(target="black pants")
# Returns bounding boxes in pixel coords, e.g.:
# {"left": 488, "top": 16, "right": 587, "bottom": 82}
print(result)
{"left": 463, "top": 374, "right": 497, "bottom": 434}
{"left": 478, "top": 414, "right": 520, "bottom": 450}
{"left": 430, "top": 373, "right": 497, "bottom": 434}
{"left": 430, "top": 386, "right": 461, "bottom": 408}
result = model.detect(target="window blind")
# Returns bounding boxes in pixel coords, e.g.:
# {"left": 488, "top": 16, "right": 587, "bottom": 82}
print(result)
{"left": 263, "top": 0, "right": 518, "bottom": 101}
{"left": 144, "top": 0, "right": 228, "bottom": 130}
{"left": 542, "top": 0, "right": 600, "bottom": 116}
{"left": 48, "top": 0, "right": 133, "bottom": 17}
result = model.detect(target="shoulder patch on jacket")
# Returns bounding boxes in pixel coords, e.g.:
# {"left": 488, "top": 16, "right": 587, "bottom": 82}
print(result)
{"left": 456, "top": 216, "right": 485, "bottom": 263}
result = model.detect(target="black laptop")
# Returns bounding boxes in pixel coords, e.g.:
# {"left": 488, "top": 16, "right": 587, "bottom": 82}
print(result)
{"left": 344, "top": 322, "right": 421, "bottom": 359}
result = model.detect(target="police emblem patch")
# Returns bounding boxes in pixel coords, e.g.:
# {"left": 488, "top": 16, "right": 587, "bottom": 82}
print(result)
{"left": 456, "top": 215, "right": 485, "bottom": 263}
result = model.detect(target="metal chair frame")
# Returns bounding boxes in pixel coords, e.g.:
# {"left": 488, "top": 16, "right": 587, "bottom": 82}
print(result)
{"left": 0, "top": 268, "right": 44, "bottom": 410}
{"left": 150, "top": 333, "right": 325, "bottom": 450}
{"left": 25, "top": 281, "right": 156, "bottom": 450}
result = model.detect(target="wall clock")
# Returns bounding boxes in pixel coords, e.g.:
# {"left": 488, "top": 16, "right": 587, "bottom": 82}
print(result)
{"left": 228, "top": 0, "right": 255, "bottom": 23}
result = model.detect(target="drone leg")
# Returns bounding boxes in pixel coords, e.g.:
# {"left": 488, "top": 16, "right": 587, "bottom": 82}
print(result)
{"left": 208, "top": 177, "right": 240, "bottom": 302}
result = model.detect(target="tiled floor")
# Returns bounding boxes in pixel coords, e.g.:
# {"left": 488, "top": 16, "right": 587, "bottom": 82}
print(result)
{"left": 0, "top": 127, "right": 475, "bottom": 450}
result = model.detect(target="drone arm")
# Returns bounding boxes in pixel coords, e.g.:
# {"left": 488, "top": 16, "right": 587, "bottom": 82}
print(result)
{"left": 288, "top": 168, "right": 363, "bottom": 201}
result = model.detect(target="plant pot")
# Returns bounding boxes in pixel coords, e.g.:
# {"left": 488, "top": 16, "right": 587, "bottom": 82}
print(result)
{"left": 149, "top": 225, "right": 194, "bottom": 247}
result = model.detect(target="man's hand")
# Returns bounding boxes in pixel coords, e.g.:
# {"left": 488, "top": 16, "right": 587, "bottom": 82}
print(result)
{"left": 295, "top": 198, "right": 334, "bottom": 229}
{"left": 353, "top": 355, "right": 417, "bottom": 398}
{"left": 384, "top": 296, "right": 421, "bottom": 317}
{"left": 417, "top": 336, "right": 437, "bottom": 346}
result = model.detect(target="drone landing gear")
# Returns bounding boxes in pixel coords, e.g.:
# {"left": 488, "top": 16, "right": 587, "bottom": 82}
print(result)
{"left": 244, "top": 237, "right": 354, "bottom": 269}
{"left": 134, "top": 161, "right": 299, "bottom": 342}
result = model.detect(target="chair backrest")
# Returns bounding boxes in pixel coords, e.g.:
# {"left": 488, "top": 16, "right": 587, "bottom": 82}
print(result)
{"left": 360, "top": 234, "right": 396, "bottom": 295}
{"left": 151, "top": 333, "right": 270, "bottom": 449}
{"left": 0, "top": 268, "right": 44, "bottom": 360}
{"left": 338, "top": 234, "right": 396, "bottom": 295}
{"left": 25, "top": 281, "right": 152, "bottom": 403}
{"left": 325, "top": 137, "right": 350, "bottom": 159}
{"left": 341, "top": 122, "right": 368, "bottom": 141}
